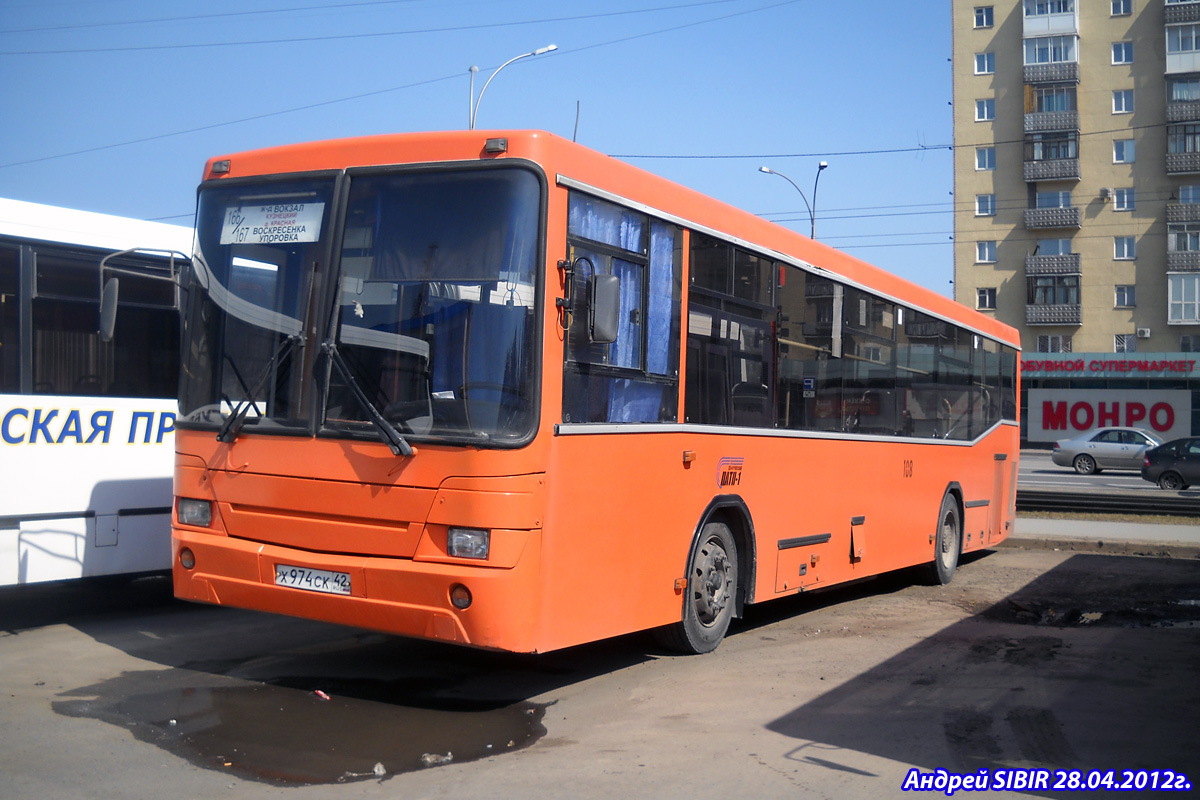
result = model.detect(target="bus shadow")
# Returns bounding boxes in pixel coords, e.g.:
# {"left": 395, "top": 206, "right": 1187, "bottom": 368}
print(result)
{"left": 4, "top": 476, "right": 171, "bottom": 585}
{"left": 762, "top": 552, "right": 1200, "bottom": 798}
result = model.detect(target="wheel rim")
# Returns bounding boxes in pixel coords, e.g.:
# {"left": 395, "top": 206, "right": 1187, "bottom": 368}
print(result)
{"left": 938, "top": 508, "right": 959, "bottom": 571}
{"left": 692, "top": 537, "right": 732, "bottom": 627}
{"left": 1075, "top": 455, "right": 1094, "bottom": 474}
{"left": 1162, "top": 474, "right": 1182, "bottom": 491}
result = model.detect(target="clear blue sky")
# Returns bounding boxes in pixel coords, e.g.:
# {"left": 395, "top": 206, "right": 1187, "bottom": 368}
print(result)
{"left": 0, "top": 0, "right": 957, "bottom": 294}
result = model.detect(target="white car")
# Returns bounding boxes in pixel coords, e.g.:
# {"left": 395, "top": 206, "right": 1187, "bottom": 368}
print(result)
{"left": 1050, "top": 427, "right": 1164, "bottom": 474}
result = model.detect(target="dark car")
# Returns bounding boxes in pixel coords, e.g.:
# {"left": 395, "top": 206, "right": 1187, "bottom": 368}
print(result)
{"left": 1050, "top": 427, "right": 1163, "bottom": 474}
{"left": 1141, "top": 437, "right": 1200, "bottom": 490}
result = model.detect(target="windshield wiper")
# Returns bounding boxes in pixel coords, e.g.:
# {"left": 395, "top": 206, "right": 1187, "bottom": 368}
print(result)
{"left": 217, "top": 334, "right": 299, "bottom": 444}
{"left": 322, "top": 340, "right": 414, "bottom": 457}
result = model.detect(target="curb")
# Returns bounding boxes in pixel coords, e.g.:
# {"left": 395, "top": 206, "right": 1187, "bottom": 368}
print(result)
{"left": 1002, "top": 535, "right": 1200, "bottom": 560}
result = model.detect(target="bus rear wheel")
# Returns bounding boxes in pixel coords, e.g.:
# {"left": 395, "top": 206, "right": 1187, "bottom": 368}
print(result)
{"left": 925, "top": 493, "right": 961, "bottom": 586}
{"left": 656, "top": 521, "right": 738, "bottom": 655}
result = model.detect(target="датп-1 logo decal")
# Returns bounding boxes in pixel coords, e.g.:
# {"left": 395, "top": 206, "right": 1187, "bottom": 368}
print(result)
{"left": 717, "top": 457, "right": 744, "bottom": 488}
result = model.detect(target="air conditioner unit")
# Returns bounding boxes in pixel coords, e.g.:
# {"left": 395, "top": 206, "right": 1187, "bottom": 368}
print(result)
{"left": 1100, "top": 188, "right": 1112, "bottom": 201}
{"left": 1136, "top": 327, "right": 1151, "bottom": 339}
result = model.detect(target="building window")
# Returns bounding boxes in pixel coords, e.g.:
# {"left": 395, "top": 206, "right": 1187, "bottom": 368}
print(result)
{"left": 1024, "top": 35, "right": 1077, "bottom": 65}
{"left": 977, "top": 288, "right": 997, "bottom": 310}
{"left": 1169, "top": 222, "right": 1200, "bottom": 252}
{"left": 1112, "top": 89, "right": 1134, "bottom": 114}
{"left": 1036, "top": 190, "right": 1072, "bottom": 209}
{"left": 1114, "top": 188, "right": 1135, "bottom": 211}
{"left": 1028, "top": 275, "right": 1079, "bottom": 306}
{"left": 1114, "top": 236, "right": 1136, "bottom": 259}
{"left": 976, "top": 99, "right": 995, "bottom": 121}
{"left": 1182, "top": 334, "right": 1199, "bottom": 352}
{"left": 1168, "top": 24, "right": 1200, "bottom": 55}
{"left": 976, "top": 194, "right": 996, "bottom": 216}
{"left": 1112, "top": 42, "right": 1133, "bottom": 65}
{"left": 1037, "top": 334, "right": 1072, "bottom": 353}
{"left": 976, "top": 147, "right": 996, "bottom": 170}
{"left": 1114, "top": 334, "right": 1137, "bottom": 354}
{"left": 1031, "top": 84, "right": 1076, "bottom": 113}
{"left": 974, "top": 6, "right": 994, "bottom": 27}
{"left": 975, "top": 52, "right": 995, "bottom": 75}
{"left": 1115, "top": 285, "right": 1136, "bottom": 307}
{"left": 1113, "top": 139, "right": 1135, "bottom": 163}
{"left": 1169, "top": 273, "right": 1200, "bottom": 323}
{"left": 1112, "top": 0, "right": 1131, "bottom": 15}
{"left": 1026, "top": 132, "right": 1078, "bottom": 162}
{"left": 1037, "top": 238, "right": 1072, "bottom": 256}
{"left": 1170, "top": 76, "right": 1200, "bottom": 103}
{"left": 1025, "top": 0, "right": 1074, "bottom": 14}
{"left": 1181, "top": 185, "right": 1200, "bottom": 204}
{"left": 977, "top": 241, "right": 997, "bottom": 263}
{"left": 1168, "top": 124, "right": 1200, "bottom": 154}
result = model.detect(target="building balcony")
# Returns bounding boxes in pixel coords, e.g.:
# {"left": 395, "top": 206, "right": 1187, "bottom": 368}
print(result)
{"left": 1024, "top": 207, "right": 1082, "bottom": 230}
{"left": 1024, "top": 158, "right": 1080, "bottom": 182}
{"left": 1024, "top": 110, "right": 1078, "bottom": 133}
{"left": 1023, "top": 62, "right": 1079, "bottom": 84}
{"left": 1165, "top": 1, "right": 1200, "bottom": 26}
{"left": 1167, "top": 101, "right": 1200, "bottom": 123}
{"left": 1168, "top": 250, "right": 1200, "bottom": 271}
{"left": 1026, "top": 304, "right": 1081, "bottom": 326}
{"left": 1026, "top": 253, "right": 1081, "bottom": 274}
{"left": 1024, "top": 9, "right": 1078, "bottom": 37}
{"left": 1167, "top": 151, "right": 1200, "bottom": 174}
{"left": 1167, "top": 203, "right": 1200, "bottom": 223}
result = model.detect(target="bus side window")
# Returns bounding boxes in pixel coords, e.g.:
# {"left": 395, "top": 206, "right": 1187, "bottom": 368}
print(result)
{"left": 0, "top": 245, "right": 17, "bottom": 393}
{"left": 562, "top": 193, "right": 681, "bottom": 424}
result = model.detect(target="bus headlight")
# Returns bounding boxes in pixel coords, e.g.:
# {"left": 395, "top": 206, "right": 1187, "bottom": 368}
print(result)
{"left": 447, "top": 527, "right": 489, "bottom": 559}
{"left": 177, "top": 498, "right": 213, "bottom": 527}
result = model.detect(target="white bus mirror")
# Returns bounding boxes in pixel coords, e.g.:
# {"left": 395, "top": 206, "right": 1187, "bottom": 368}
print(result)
{"left": 99, "top": 277, "right": 120, "bottom": 342}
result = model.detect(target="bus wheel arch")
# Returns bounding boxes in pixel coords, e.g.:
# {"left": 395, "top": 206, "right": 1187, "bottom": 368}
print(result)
{"left": 925, "top": 484, "right": 964, "bottom": 586}
{"left": 655, "top": 496, "right": 756, "bottom": 654}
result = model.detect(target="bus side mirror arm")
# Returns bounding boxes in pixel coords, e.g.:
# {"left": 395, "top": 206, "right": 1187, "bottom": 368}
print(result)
{"left": 98, "top": 248, "right": 187, "bottom": 342}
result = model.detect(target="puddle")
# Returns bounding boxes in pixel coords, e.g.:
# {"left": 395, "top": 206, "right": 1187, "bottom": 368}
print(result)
{"left": 54, "top": 671, "right": 546, "bottom": 784}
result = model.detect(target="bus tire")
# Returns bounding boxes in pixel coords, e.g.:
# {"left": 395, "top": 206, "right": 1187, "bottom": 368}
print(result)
{"left": 655, "top": 521, "right": 738, "bottom": 655}
{"left": 925, "top": 492, "right": 961, "bottom": 586}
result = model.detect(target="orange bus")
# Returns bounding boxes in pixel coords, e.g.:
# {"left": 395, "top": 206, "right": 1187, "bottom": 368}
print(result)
{"left": 171, "top": 130, "right": 1020, "bottom": 654}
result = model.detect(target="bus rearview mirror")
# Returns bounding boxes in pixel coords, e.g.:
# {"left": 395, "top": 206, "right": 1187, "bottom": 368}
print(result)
{"left": 99, "top": 277, "right": 120, "bottom": 342}
{"left": 588, "top": 273, "right": 620, "bottom": 344}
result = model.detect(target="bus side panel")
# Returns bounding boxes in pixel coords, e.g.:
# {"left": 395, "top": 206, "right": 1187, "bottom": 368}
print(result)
{"left": 538, "top": 427, "right": 1019, "bottom": 651}
{"left": 0, "top": 394, "right": 175, "bottom": 586}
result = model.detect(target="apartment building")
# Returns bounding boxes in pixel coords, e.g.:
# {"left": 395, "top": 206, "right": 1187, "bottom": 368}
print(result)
{"left": 953, "top": 0, "right": 1200, "bottom": 441}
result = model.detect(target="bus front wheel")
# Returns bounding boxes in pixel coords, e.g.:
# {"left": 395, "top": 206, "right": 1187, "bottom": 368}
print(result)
{"left": 925, "top": 493, "right": 961, "bottom": 586}
{"left": 656, "top": 521, "right": 738, "bottom": 655}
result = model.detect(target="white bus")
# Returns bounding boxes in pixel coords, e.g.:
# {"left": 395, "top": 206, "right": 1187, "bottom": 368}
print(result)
{"left": 0, "top": 198, "right": 191, "bottom": 585}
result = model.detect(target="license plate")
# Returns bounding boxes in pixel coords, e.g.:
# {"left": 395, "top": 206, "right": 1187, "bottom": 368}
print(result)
{"left": 274, "top": 565, "right": 351, "bottom": 595}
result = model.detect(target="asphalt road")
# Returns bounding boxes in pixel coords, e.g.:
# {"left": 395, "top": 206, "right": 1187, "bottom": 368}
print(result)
{"left": 2, "top": 541, "right": 1197, "bottom": 800}
{"left": 1017, "top": 450, "right": 1156, "bottom": 495}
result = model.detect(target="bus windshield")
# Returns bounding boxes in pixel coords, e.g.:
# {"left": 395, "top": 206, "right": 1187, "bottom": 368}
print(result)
{"left": 181, "top": 177, "right": 336, "bottom": 433}
{"left": 179, "top": 166, "right": 543, "bottom": 446}
{"left": 326, "top": 167, "right": 541, "bottom": 444}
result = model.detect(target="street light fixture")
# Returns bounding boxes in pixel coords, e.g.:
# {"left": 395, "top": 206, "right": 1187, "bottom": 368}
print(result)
{"left": 759, "top": 161, "right": 829, "bottom": 239}
{"left": 469, "top": 45, "right": 558, "bottom": 130}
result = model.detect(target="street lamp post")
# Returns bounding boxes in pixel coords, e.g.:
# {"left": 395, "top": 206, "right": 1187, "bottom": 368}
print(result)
{"left": 469, "top": 45, "right": 557, "bottom": 130}
{"left": 759, "top": 162, "right": 829, "bottom": 239}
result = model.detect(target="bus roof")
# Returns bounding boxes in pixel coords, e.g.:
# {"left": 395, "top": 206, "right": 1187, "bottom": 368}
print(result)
{"left": 201, "top": 129, "right": 1020, "bottom": 349}
{"left": 0, "top": 197, "right": 193, "bottom": 256}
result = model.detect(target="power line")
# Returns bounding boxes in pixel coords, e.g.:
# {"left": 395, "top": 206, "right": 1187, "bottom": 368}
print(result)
{"left": 0, "top": 0, "right": 427, "bottom": 34}
{"left": 0, "top": 0, "right": 748, "bottom": 55}
{"left": 0, "top": 0, "right": 799, "bottom": 170}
